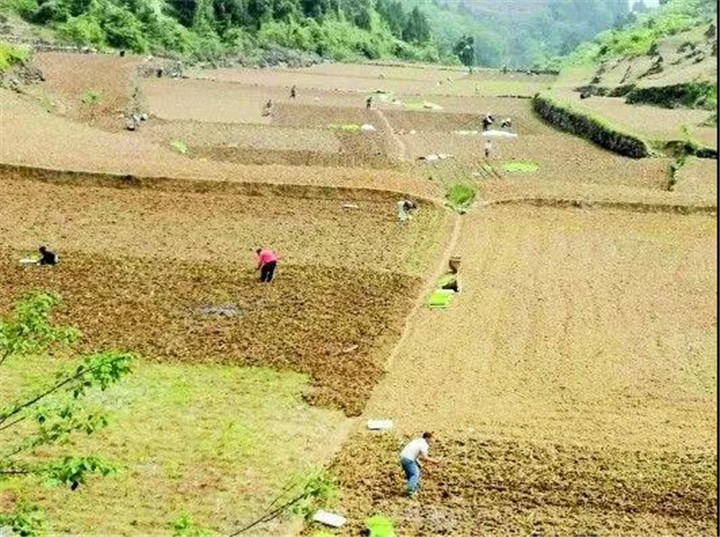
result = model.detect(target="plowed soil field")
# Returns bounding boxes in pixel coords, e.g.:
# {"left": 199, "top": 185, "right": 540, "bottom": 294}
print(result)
{"left": 325, "top": 432, "right": 716, "bottom": 537}
{"left": 324, "top": 205, "right": 717, "bottom": 535}
{"left": 25, "top": 52, "right": 141, "bottom": 131}
{"left": 198, "top": 64, "right": 553, "bottom": 97}
{"left": 0, "top": 252, "right": 417, "bottom": 416}
{"left": 674, "top": 157, "right": 719, "bottom": 197}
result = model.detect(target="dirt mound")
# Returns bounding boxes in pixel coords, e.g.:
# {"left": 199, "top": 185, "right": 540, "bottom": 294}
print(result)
{"left": 0, "top": 252, "right": 420, "bottom": 415}
{"left": 324, "top": 433, "right": 717, "bottom": 536}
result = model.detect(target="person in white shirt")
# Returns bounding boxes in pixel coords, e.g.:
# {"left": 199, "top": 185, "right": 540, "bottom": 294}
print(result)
{"left": 399, "top": 432, "right": 440, "bottom": 496}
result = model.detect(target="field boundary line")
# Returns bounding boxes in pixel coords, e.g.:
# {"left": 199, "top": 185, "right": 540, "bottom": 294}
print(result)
{"left": 474, "top": 196, "right": 717, "bottom": 215}
{"left": 381, "top": 209, "right": 461, "bottom": 374}
{"left": 373, "top": 109, "right": 407, "bottom": 163}
{"left": 0, "top": 162, "right": 446, "bottom": 205}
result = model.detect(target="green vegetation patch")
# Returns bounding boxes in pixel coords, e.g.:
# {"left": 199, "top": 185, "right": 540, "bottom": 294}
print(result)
{"left": 0, "top": 41, "right": 30, "bottom": 73}
{"left": 170, "top": 140, "right": 188, "bottom": 154}
{"left": 366, "top": 514, "right": 396, "bottom": 537}
{"left": 626, "top": 82, "right": 717, "bottom": 111}
{"left": 2, "top": 356, "right": 346, "bottom": 535}
{"left": 445, "top": 182, "right": 476, "bottom": 211}
{"left": 79, "top": 89, "right": 102, "bottom": 104}
{"left": 502, "top": 161, "right": 540, "bottom": 173}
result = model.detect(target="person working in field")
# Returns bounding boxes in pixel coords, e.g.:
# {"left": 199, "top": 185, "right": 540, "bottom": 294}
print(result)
{"left": 290, "top": 85, "right": 297, "bottom": 99}
{"left": 36, "top": 246, "right": 58, "bottom": 266}
{"left": 482, "top": 113, "right": 494, "bottom": 131}
{"left": 396, "top": 199, "right": 417, "bottom": 223}
{"left": 262, "top": 99, "right": 273, "bottom": 117}
{"left": 400, "top": 432, "right": 440, "bottom": 497}
{"left": 256, "top": 248, "right": 278, "bottom": 283}
{"left": 484, "top": 139, "right": 492, "bottom": 158}
{"left": 500, "top": 117, "right": 512, "bottom": 130}
{"left": 366, "top": 96, "right": 373, "bottom": 109}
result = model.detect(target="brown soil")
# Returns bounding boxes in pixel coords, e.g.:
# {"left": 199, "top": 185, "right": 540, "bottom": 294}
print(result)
{"left": 0, "top": 90, "right": 437, "bottom": 199}
{"left": 26, "top": 52, "right": 141, "bottom": 131}
{"left": 0, "top": 251, "right": 418, "bottom": 416}
{"left": 323, "top": 432, "right": 716, "bottom": 536}
{"left": 0, "top": 179, "right": 448, "bottom": 276}
{"left": 674, "top": 157, "right": 718, "bottom": 197}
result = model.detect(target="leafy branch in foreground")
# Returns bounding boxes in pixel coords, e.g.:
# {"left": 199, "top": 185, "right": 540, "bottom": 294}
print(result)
{"left": 0, "top": 292, "right": 134, "bottom": 536}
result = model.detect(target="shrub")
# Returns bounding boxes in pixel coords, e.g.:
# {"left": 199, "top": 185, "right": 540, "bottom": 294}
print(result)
{"left": 59, "top": 14, "right": 105, "bottom": 47}
{"left": 0, "top": 41, "right": 30, "bottom": 72}
{"left": 445, "top": 182, "right": 476, "bottom": 211}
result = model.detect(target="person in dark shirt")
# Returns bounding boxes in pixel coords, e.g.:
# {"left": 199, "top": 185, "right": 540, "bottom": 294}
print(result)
{"left": 37, "top": 246, "right": 58, "bottom": 265}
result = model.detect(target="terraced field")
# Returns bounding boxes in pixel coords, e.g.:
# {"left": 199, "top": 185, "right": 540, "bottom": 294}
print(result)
{"left": 1, "top": 50, "right": 716, "bottom": 537}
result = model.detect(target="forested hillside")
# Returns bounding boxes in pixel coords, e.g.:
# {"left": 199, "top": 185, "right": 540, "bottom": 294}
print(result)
{"left": 397, "top": 0, "right": 631, "bottom": 68}
{"left": 1, "top": 0, "right": 444, "bottom": 63}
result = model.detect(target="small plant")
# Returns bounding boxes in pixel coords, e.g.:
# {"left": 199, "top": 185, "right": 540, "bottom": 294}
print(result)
{"left": 0, "top": 501, "right": 45, "bottom": 537}
{"left": 80, "top": 89, "right": 102, "bottom": 104}
{"left": 366, "top": 514, "right": 396, "bottom": 537}
{"left": 170, "top": 140, "right": 188, "bottom": 154}
{"left": 445, "top": 182, "right": 476, "bottom": 212}
{"left": 171, "top": 513, "right": 214, "bottom": 537}
{"left": 502, "top": 161, "right": 540, "bottom": 173}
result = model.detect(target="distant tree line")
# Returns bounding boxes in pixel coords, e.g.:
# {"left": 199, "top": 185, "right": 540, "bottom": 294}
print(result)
{"left": 7, "top": 0, "right": 447, "bottom": 62}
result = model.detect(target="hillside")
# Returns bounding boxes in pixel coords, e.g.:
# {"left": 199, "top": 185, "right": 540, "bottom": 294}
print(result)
{"left": 0, "top": 0, "right": 447, "bottom": 65}
{"left": 555, "top": 0, "right": 717, "bottom": 111}
{"left": 398, "top": 0, "right": 630, "bottom": 68}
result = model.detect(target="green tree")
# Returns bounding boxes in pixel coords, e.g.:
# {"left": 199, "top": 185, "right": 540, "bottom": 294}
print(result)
{"left": 453, "top": 33, "right": 474, "bottom": 66}
{"left": 402, "top": 6, "right": 430, "bottom": 44}
{"left": 0, "top": 292, "right": 134, "bottom": 536}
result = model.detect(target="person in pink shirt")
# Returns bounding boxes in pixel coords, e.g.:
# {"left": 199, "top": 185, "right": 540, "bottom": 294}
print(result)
{"left": 256, "top": 248, "right": 278, "bottom": 282}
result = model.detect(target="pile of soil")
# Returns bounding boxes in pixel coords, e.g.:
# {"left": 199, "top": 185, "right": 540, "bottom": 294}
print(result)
{"left": 323, "top": 433, "right": 717, "bottom": 536}
{"left": 0, "top": 252, "right": 420, "bottom": 416}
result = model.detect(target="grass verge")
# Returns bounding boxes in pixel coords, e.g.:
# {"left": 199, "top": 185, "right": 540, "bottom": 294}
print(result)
{"left": 0, "top": 356, "right": 347, "bottom": 536}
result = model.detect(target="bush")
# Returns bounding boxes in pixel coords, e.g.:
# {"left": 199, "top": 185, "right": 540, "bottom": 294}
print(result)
{"left": 59, "top": 14, "right": 105, "bottom": 47}
{"left": 0, "top": 41, "right": 30, "bottom": 72}
{"left": 625, "top": 82, "right": 718, "bottom": 110}
{"left": 532, "top": 93, "right": 651, "bottom": 158}
{"left": 445, "top": 183, "right": 476, "bottom": 211}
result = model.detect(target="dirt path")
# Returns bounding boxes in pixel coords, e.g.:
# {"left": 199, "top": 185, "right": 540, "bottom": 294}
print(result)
{"left": 373, "top": 108, "right": 407, "bottom": 163}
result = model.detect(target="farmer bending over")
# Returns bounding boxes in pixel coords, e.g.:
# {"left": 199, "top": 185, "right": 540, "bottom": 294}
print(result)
{"left": 366, "top": 96, "right": 373, "bottom": 109}
{"left": 256, "top": 248, "right": 278, "bottom": 283}
{"left": 396, "top": 199, "right": 417, "bottom": 223}
{"left": 400, "top": 432, "right": 440, "bottom": 496}
{"left": 290, "top": 85, "right": 297, "bottom": 99}
{"left": 36, "top": 246, "right": 58, "bottom": 266}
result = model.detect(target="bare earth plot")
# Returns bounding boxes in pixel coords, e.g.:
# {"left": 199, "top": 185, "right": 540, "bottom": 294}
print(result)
{"left": 199, "top": 64, "right": 553, "bottom": 97}
{"left": 674, "top": 157, "right": 718, "bottom": 198}
{"left": 0, "top": 178, "right": 451, "bottom": 416}
{"left": 0, "top": 90, "right": 437, "bottom": 199}
{"left": 326, "top": 205, "right": 717, "bottom": 536}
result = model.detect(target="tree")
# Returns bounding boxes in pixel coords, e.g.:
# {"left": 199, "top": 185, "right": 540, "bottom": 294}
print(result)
{"left": 0, "top": 293, "right": 134, "bottom": 536}
{"left": 453, "top": 34, "right": 475, "bottom": 66}
{"left": 402, "top": 6, "right": 430, "bottom": 44}
{"left": 376, "top": 0, "right": 406, "bottom": 39}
